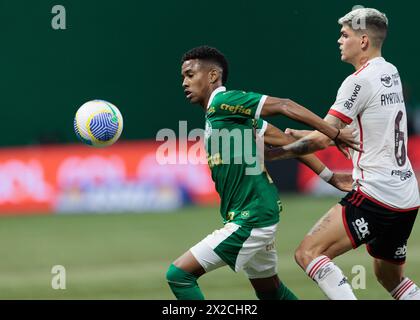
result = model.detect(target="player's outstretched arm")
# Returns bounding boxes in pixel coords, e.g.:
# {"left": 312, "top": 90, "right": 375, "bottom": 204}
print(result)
{"left": 297, "top": 154, "right": 352, "bottom": 192}
{"left": 285, "top": 129, "right": 338, "bottom": 146}
{"left": 263, "top": 122, "right": 326, "bottom": 160}
{"left": 261, "top": 97, "right": 360, "bottom": 154}
{"left": 284, "top": 128, "right": 313, "bottom": 140}
{"left": 266, "top": 114, "right": 357, "bottom": 160}
{"left": 262, "top": 123, "right": 352, "bottom": 192}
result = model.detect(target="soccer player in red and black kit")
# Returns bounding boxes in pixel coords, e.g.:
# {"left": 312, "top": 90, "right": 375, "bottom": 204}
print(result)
{"left": 270, "top": 8, "right": 420, "bottom": 300}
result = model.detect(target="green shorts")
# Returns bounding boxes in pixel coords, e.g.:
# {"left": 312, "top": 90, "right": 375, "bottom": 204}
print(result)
{"left": 190, "top": 222, "right": 278, "bottom": 279}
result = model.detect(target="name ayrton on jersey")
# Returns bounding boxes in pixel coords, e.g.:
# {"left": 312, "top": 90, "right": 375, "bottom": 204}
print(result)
{"left": 381, "top": 91, "right": 404, "bottom": 106}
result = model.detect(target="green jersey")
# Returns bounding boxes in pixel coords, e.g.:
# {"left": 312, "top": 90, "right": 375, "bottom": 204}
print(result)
{"left": 205, "top": 86, "right": 281, "bottom": 228}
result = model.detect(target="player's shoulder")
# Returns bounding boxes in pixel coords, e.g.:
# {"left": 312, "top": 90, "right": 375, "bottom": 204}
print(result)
{"left": 343, "top": 62, "right": 379, "bottom": 85}
{"left": 336, "top": 72, "right": 371, "bottom": 100}
{"left": 220, "top": 89, "right": 252, "bottom": 98}
{"left": 341, "top": 72, "right": 369, "bottom": 88}
{"left": 213, "top": 89, "right": 259, "bottom": 104}
{"left": 351, "top": 57, "right": 397, "bottom": 80}
{"left": 344, "top": 58, "right": 399, "bottom": 92}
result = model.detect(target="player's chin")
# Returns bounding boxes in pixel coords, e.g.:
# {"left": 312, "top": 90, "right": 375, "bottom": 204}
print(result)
{"left": 340, "top": 52, "right": 350, "bottom": 61}
{"left": 188, "top": 96, "right": 199, "bottom": 104}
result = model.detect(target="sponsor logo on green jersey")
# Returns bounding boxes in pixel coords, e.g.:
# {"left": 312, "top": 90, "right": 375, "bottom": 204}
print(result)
{"left": 220, "top": 104, "right": 252, "bottom": 115}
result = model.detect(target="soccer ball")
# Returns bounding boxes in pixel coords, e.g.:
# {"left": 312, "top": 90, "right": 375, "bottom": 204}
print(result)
{"left": 74, "top": 100, "right": 123, "bottom": 147}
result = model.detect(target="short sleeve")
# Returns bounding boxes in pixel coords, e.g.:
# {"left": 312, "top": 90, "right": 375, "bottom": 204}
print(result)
{"left": 328, "top": 76, "right": 371, "bottom": 124}
{"left": 251, "top": 118, "right": 268, "bottom": 137}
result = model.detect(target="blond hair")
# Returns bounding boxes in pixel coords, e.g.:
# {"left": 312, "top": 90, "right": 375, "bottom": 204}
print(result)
{"left": 339, "top": 8, "right": 388, "bottom": 48}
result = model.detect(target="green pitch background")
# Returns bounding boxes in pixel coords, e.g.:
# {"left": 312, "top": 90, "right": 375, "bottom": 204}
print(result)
{"left": 1, "top": 195, "right": 419, "bottom": 300}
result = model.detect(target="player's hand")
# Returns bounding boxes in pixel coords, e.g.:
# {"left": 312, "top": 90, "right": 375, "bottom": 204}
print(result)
{"left": 328, "top": 172, "right": 353, "bottom": 192}
{"left": 334, "top": 127, "right": 362, "bottom": 159}
{"left": 284, "top": 128, "right": 313, "bottom": 139}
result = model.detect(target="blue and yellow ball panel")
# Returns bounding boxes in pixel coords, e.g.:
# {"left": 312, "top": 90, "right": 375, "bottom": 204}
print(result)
{"left": 89, "top": 112, "right": 119, "bottom": 141}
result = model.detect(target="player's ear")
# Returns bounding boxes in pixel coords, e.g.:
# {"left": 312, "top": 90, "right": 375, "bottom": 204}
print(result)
{"left": 209, "top": 68, "right": 220, "bottom": 84}
{"left": 360, "top": 34, "right": 369, "bottom": 49}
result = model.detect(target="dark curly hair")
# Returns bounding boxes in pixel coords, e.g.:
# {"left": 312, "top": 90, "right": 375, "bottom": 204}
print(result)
{"left": 182, "top": 46, "right": 229, "bottom": 85}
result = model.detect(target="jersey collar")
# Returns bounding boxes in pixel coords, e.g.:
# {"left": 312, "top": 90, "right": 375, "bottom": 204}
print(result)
{"left": 367, "top": 56, "right": 385, "bottom": 64}
{"left": 207, "top": 86, "right": 226, "bottom": 109}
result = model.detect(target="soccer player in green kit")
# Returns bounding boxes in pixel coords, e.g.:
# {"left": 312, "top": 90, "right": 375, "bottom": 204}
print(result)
{"left": 166, "top": 45, "right": 359, "bottom": 300}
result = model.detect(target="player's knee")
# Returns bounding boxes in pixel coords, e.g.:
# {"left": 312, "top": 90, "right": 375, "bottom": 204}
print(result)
{"left": 166, "top": 264, "right": 181, "bottom": 283}
{"left": 294, "top": 239, "right": 329, "bottom": 269}
{"left": 294, "top": 245, "right": 317, "bottom": 269}
{"left": 166, "top": 263, "right": 196, "bottom": 286}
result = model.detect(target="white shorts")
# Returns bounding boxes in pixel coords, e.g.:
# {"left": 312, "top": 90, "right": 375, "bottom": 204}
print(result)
{"left": 190, "top": 222, "right": 278, "bottom": 279}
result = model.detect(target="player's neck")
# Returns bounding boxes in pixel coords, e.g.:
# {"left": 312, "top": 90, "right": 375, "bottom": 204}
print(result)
{"left": 353, "top": 51, "right": 382, "bottom": 70}
{"left": 202, "top": 84, "right": 222, "bottom": 110}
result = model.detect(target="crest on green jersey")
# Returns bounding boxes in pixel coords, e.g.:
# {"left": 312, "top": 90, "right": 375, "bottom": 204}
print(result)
{"left": 241, "top": 211, "right": 250, "bottom": 219}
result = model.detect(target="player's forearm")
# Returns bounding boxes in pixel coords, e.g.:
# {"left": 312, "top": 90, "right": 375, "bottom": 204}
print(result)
{"left": 263, "top": 122, "right": 296, "bottom": 160}
{"left": 261, "top": 97, "right": 340, "bottom": 141}
{"left": 297, "top": 154, "right": 326, "bottom": 175}
{"left": 265, "top": 134, "right": 329, "bottom": 174}
{"left": 265, "top": 133, "right": 328, "bottom": 160}
{"left": 263, "top": 123, "right": 329, "bottom": 160}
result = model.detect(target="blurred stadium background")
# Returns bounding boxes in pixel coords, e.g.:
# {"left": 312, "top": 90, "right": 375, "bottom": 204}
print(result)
{"left": 1, "top": 0, "right": 420, "bottom": 299}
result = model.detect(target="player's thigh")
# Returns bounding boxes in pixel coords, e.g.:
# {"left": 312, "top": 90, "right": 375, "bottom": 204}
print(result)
{"left": 246, "top": 248, "right": 280, "bottom": 292}
{"left": 243, "top": 239, "right": 278, "bottom": 280}
{"left": 241, "top": 224, "right": 279, "bottom": 290}
{"left": 187, "top": 223, "right": 250, "bottom": 274}
{"left": 297, "top": 204, "right": 353, "bottom": 260}
{"left": 366, "top": 209, "right": 417, "bottom": 265}
{"left": 173, "top": 250, "right": 207, "bottom": 277}
{"left": 189, "top": 223, "right": 278, "bottom": 276}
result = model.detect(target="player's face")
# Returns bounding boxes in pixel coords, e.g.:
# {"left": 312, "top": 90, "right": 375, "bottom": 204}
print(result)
{"left": 181, "top": 59, "right": 210, "bottom": 105}
{"left": 338, "top": 25, "right": 362, "bottom": 63}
